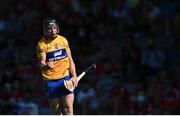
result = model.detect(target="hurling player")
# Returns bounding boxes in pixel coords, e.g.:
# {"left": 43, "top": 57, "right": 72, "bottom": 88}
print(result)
{"left": 36, "top": 18, "right": 78, "bottom": 115}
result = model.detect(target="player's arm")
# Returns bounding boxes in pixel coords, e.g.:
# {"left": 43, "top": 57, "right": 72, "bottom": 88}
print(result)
{"left": 64, "top": 38, "right": 78, "bottom": 87}
{"left": 39, "top": 54, "right": 54, "bottom": 70}
{"left": 67, "top": 50, "right": 78, "bottom": 87}
{"left": 67, "top": 51, "right": 77, "bottom": 77}
{"left": 37, "top": 42, "right": 54, "bottom": 70}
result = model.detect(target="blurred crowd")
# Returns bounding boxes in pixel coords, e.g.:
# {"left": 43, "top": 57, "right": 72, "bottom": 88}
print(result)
{"left": 0, "top": 0, "right": 179, "bottom": 115}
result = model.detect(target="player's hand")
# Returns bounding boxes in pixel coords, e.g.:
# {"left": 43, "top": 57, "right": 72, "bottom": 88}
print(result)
{"left": 71, "top": 76, "right": 78, "bottom": 88}
{"left": 47, "top": 62, "right": 55, "bottom": 69}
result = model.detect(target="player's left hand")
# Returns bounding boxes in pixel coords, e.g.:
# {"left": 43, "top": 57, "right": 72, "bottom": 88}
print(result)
{"left": 71, "top": 76, "right": 78, "bottom": 88}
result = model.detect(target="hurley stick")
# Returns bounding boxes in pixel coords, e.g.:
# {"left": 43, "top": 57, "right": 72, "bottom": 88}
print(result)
{"left": 64, "top": 63, "right": 96, "bottom": 91}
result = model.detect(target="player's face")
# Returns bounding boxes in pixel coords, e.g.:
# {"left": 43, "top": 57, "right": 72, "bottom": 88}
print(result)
{"left": 47, "top": 25, "right": 58, "bottom": 38}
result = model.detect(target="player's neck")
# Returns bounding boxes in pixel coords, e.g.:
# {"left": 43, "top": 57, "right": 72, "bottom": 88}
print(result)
{"left": 45, "top": 35, "right": 57, "bottom": 41}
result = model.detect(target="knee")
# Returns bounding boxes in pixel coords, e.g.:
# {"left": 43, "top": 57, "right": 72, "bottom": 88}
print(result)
{"left": 64, "top": 105, "right": 73, "bottom": 115}
{"left": 51, "top": 104, "right": 61, "bottom": 115}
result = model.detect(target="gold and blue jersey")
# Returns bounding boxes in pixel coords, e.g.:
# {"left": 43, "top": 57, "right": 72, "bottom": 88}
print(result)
{"left": 37, "top": 35, "right": 71, "bottom": 80}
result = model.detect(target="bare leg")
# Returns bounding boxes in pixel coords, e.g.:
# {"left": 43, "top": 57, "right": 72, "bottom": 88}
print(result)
{"left": 61, "top": 93, "right": 74, "bottom": 115}
{"left": 48, "top": 98, "right": 62, "bottom": 115}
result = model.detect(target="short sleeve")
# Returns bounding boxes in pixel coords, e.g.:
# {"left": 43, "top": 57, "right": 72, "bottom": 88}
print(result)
{"left": 62, "top": 37, "right": 71, "bottom": 54}
{"left": 36, "top": 41, "right": 46, "bottom": 58}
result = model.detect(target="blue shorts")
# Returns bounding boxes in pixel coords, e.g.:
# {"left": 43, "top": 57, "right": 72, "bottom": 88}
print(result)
{"left": 44, "top": 75, "right": 74, "bottom": 99}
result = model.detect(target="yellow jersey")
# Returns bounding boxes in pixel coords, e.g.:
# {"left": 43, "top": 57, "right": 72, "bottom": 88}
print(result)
{"left": 37, "top": 35, "right": 71, "bottom": 80}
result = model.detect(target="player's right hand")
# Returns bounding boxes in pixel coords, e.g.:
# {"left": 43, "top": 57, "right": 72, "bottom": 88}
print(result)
{"left": 47, "top": 62, "right": 55, "bottom": 69}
